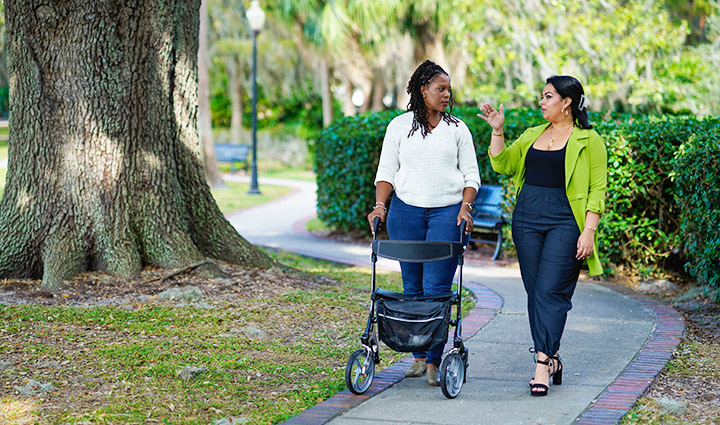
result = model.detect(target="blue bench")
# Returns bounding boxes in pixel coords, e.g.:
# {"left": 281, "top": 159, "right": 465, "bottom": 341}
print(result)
{"left": 214, "top": 144, "right": 250, "bottom": 173}
{"left": 470, "top": 184, "right": 508, "bottom": 261}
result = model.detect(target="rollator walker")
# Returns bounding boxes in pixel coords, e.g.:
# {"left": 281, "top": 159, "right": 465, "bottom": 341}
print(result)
{"left": 345, "top": 217, "right": 469, "bottom": 399}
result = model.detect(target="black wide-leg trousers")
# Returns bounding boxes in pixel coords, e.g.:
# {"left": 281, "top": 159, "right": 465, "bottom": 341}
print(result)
{"left": 512, "top": 184, "right": 582, "bottom": 356}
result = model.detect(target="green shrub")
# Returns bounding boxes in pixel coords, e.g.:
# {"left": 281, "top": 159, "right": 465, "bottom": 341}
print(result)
{"left": 314, "top": 110, "right": 399, "bottom": 232}
{"left": 671, "top": 127, "right": 720, "bottom": 295}
{"left": 593, "top": 115, "right": 720, "bottom": 276}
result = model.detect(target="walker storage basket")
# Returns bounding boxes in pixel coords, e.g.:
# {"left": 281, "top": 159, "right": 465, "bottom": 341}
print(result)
{"left": 376, "top": 296, "right": 451, "bottom": 353}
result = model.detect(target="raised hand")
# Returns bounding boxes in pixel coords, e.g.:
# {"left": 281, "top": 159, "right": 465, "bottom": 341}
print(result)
{"left": 477, "top": 103, "right": 505, "bottom": 132}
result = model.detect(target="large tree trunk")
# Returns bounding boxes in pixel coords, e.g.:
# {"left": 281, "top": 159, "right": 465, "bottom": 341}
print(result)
{"left": 198, "top": 0, "right": 224, "bottom": 188}
{"left": 0, "top": 0, "right": 276, "bottom": 290}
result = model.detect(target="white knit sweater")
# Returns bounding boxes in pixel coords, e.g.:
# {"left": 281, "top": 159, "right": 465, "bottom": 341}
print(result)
{"left": 374, "top": 112, "right": 481, "bottom": 208}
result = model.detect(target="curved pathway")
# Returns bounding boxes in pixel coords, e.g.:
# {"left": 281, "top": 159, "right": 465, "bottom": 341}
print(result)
{"left": 225, "top": 175, "right": 683, "bottom": 425}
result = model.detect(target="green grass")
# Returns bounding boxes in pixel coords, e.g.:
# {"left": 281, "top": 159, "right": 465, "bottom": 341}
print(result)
{"left": 211, "top": 181, "right": 291, "bottom": 214}
{"left": 217, "top": 165, "right": 315, "bottom": 182}
{"left": 0, "top": 249, "right": 478, "bottom": 424}
{"left": 262, "top": 167, "right": 315, "bottom": 181}
{"left": 304, "top": 217, "right": 333, "bottom": 233}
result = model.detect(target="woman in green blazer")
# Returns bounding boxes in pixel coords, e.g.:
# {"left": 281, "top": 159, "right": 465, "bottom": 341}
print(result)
{"left": 477, "top": 75, "right": 607, "bottom": 397}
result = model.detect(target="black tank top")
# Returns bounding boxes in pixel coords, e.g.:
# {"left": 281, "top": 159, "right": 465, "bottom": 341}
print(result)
{"left": 525, "top": 145, "right": 566, "bottom": 188}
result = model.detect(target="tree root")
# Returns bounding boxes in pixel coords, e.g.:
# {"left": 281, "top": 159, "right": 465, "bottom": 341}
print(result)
{"left": 145, "top": 260, "right": 226, "bottom": 283}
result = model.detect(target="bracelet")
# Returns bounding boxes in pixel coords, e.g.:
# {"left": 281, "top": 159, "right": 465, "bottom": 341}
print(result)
{"left": 492, "top": 132, "right": 504, "bottom": 137}
{"left": 372, "top": 205, "right": 387, "bottom": 213}
{"left": 585, "top": 225, "right": 597, "bottom": 231}
{"left": 374, "top": 202, "right": 386, "bottom": 207}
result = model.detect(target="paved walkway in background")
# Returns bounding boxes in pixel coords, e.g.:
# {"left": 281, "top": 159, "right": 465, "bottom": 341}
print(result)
{"left": 225, "top": 175, "right": 684, "bottom": 425}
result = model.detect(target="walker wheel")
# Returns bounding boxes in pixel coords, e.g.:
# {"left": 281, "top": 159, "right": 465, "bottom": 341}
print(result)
{"left": 345, "top": 349, "right": 375, "bottom": 394}
{"left": 440, "top": 352, "right": 465, "bottom": 399}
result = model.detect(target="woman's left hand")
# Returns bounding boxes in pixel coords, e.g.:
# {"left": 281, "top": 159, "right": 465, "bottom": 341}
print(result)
{"left": 457, "top": 210, "right": 474, "bottom": 235}
{"left": 576, "top": 230, "right": 595, "bottom": 260}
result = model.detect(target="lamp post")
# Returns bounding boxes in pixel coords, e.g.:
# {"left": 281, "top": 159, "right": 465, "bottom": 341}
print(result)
{"left": 351, "top": 88, "right": 365, "bottom": 115}
{"left": 246, "top": 0, "right": 265, "bottom": 194}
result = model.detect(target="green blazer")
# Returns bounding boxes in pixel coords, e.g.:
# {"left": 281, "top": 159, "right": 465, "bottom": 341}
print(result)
{"left": 488, "top": 123, "right": 608, "bottom": 275}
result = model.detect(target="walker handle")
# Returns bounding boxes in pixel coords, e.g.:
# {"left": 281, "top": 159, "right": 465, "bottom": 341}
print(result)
{"left": 373, "top": 216, "right": 381, "bottom": 239}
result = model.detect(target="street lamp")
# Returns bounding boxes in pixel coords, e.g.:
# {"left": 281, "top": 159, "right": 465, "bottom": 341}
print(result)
{"left": 351, "top": 88, "right": 365, "bottom": 115}
{"left": 246, "top": 0, "right": 265, "bottom": 194}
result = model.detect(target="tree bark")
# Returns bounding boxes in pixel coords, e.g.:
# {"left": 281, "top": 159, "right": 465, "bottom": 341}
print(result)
{"left": 370, "top": 69, "right": 386, "bottom": 112}
{"left": 319, "top": 58, "right": 333, "bottom": 127}
{"left": 0, "top": 0, "right": 277, "bottom": 290}
{"left": 340, "top": 77, "right": 356, "bottom": 117}
{"left": 198, "top": 0, "right": 224, "bottom": 188}
{"left": 227, "top": 57, "right": 244, "bottom": 144}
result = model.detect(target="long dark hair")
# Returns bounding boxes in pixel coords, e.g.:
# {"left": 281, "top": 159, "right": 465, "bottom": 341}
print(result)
{"left": 546, "top": 75, "right": 593, "bottom": 130}
{"left": 406, "top": 60, "right": 459, "bottom": 138}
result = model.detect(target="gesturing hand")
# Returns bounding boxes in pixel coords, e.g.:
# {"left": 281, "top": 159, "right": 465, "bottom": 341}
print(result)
{"left": 477, "top": 103, "right": 505, "bottom": 131}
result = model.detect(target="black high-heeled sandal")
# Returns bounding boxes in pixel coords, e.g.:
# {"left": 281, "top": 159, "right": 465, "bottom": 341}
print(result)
{"left": 528, "top": 349, "right": 563, "bottom": 387}
{"left": 530, "top": 357, "right": 552, "bottom": 396}
{"left": 553, "top": 355, "right": 563, "bottom": 386}
{"left": 529, "top": 352, "right": 563, "bottom": 396}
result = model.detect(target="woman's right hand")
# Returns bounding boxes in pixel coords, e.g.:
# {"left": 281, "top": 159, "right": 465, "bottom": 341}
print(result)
{"left": 477, "top": 103, "right": 505, "bottom": 132}
{"left": 367, "top": 208, "right": 385, "bottom": 235}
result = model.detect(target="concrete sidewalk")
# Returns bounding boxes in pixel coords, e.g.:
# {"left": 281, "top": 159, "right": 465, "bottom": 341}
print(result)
{"left": 225, "top": 175, "right": 683, "bottom": 425}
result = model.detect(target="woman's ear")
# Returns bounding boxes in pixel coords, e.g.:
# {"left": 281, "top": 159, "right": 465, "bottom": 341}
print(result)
{"left": 420, "top": 85, "right": 427, "bottom": 99}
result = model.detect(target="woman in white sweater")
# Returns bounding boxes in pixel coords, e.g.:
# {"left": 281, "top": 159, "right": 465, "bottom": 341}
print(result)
{"left": 367, "top": 60, "right": 481, "bottom": 386}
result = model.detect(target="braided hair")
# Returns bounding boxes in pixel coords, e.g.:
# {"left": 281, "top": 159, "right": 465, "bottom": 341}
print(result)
{"left": 406, "top": 60, "right": 459, "bottom": 138}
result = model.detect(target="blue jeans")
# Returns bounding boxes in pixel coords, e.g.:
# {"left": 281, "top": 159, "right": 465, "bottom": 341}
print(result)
{"left": 386, "top": 194, "right": 467, "bottom": 366}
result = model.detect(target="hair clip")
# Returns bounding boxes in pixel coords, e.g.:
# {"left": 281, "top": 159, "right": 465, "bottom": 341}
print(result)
{"left": 578, "top": 94, "right": 588, "bottom": 110}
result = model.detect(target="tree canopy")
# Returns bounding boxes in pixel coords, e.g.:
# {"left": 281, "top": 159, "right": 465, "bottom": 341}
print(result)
{"left": 201, "top": 0, "right": 719, "bottom": 131}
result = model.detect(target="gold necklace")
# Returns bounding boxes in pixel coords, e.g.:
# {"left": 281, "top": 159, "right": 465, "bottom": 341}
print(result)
{"left": 548, "top": 125, "right": 573, "bottom": 150}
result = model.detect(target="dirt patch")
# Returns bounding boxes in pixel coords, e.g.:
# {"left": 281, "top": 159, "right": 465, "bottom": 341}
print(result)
{"left": 0, "top": 264, "right": 327, "bottom": 307}
{"left": 676, "top": 301, "right": 720, "bottom": 343}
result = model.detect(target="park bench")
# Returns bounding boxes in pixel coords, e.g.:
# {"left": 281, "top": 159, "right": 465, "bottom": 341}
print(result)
{"left": 214, "top": 144, "right": 250, "bottom": 173}
{"left": 470, "top": 184, "right": 508, "bottom": 261}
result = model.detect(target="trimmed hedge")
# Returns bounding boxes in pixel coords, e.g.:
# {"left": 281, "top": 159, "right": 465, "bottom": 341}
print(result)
{"left": 314, "top": 110, "right": 399, "bottom": 233}
{"left": 595, "top": 115, "right": 720, "bottom": 277}
{"left": 314, "top": 107, "right": 719, "bottom": 280}
{"left": 672, "top": 127, "right": 720, "bottom": 295}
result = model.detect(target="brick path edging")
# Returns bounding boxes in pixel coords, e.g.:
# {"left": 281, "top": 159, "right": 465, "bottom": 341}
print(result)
{"left": 574, "top": 282, "right": 685, "bottom": 424}
{"left": 279, "top": 281, "right": 503, "bottom": 425}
